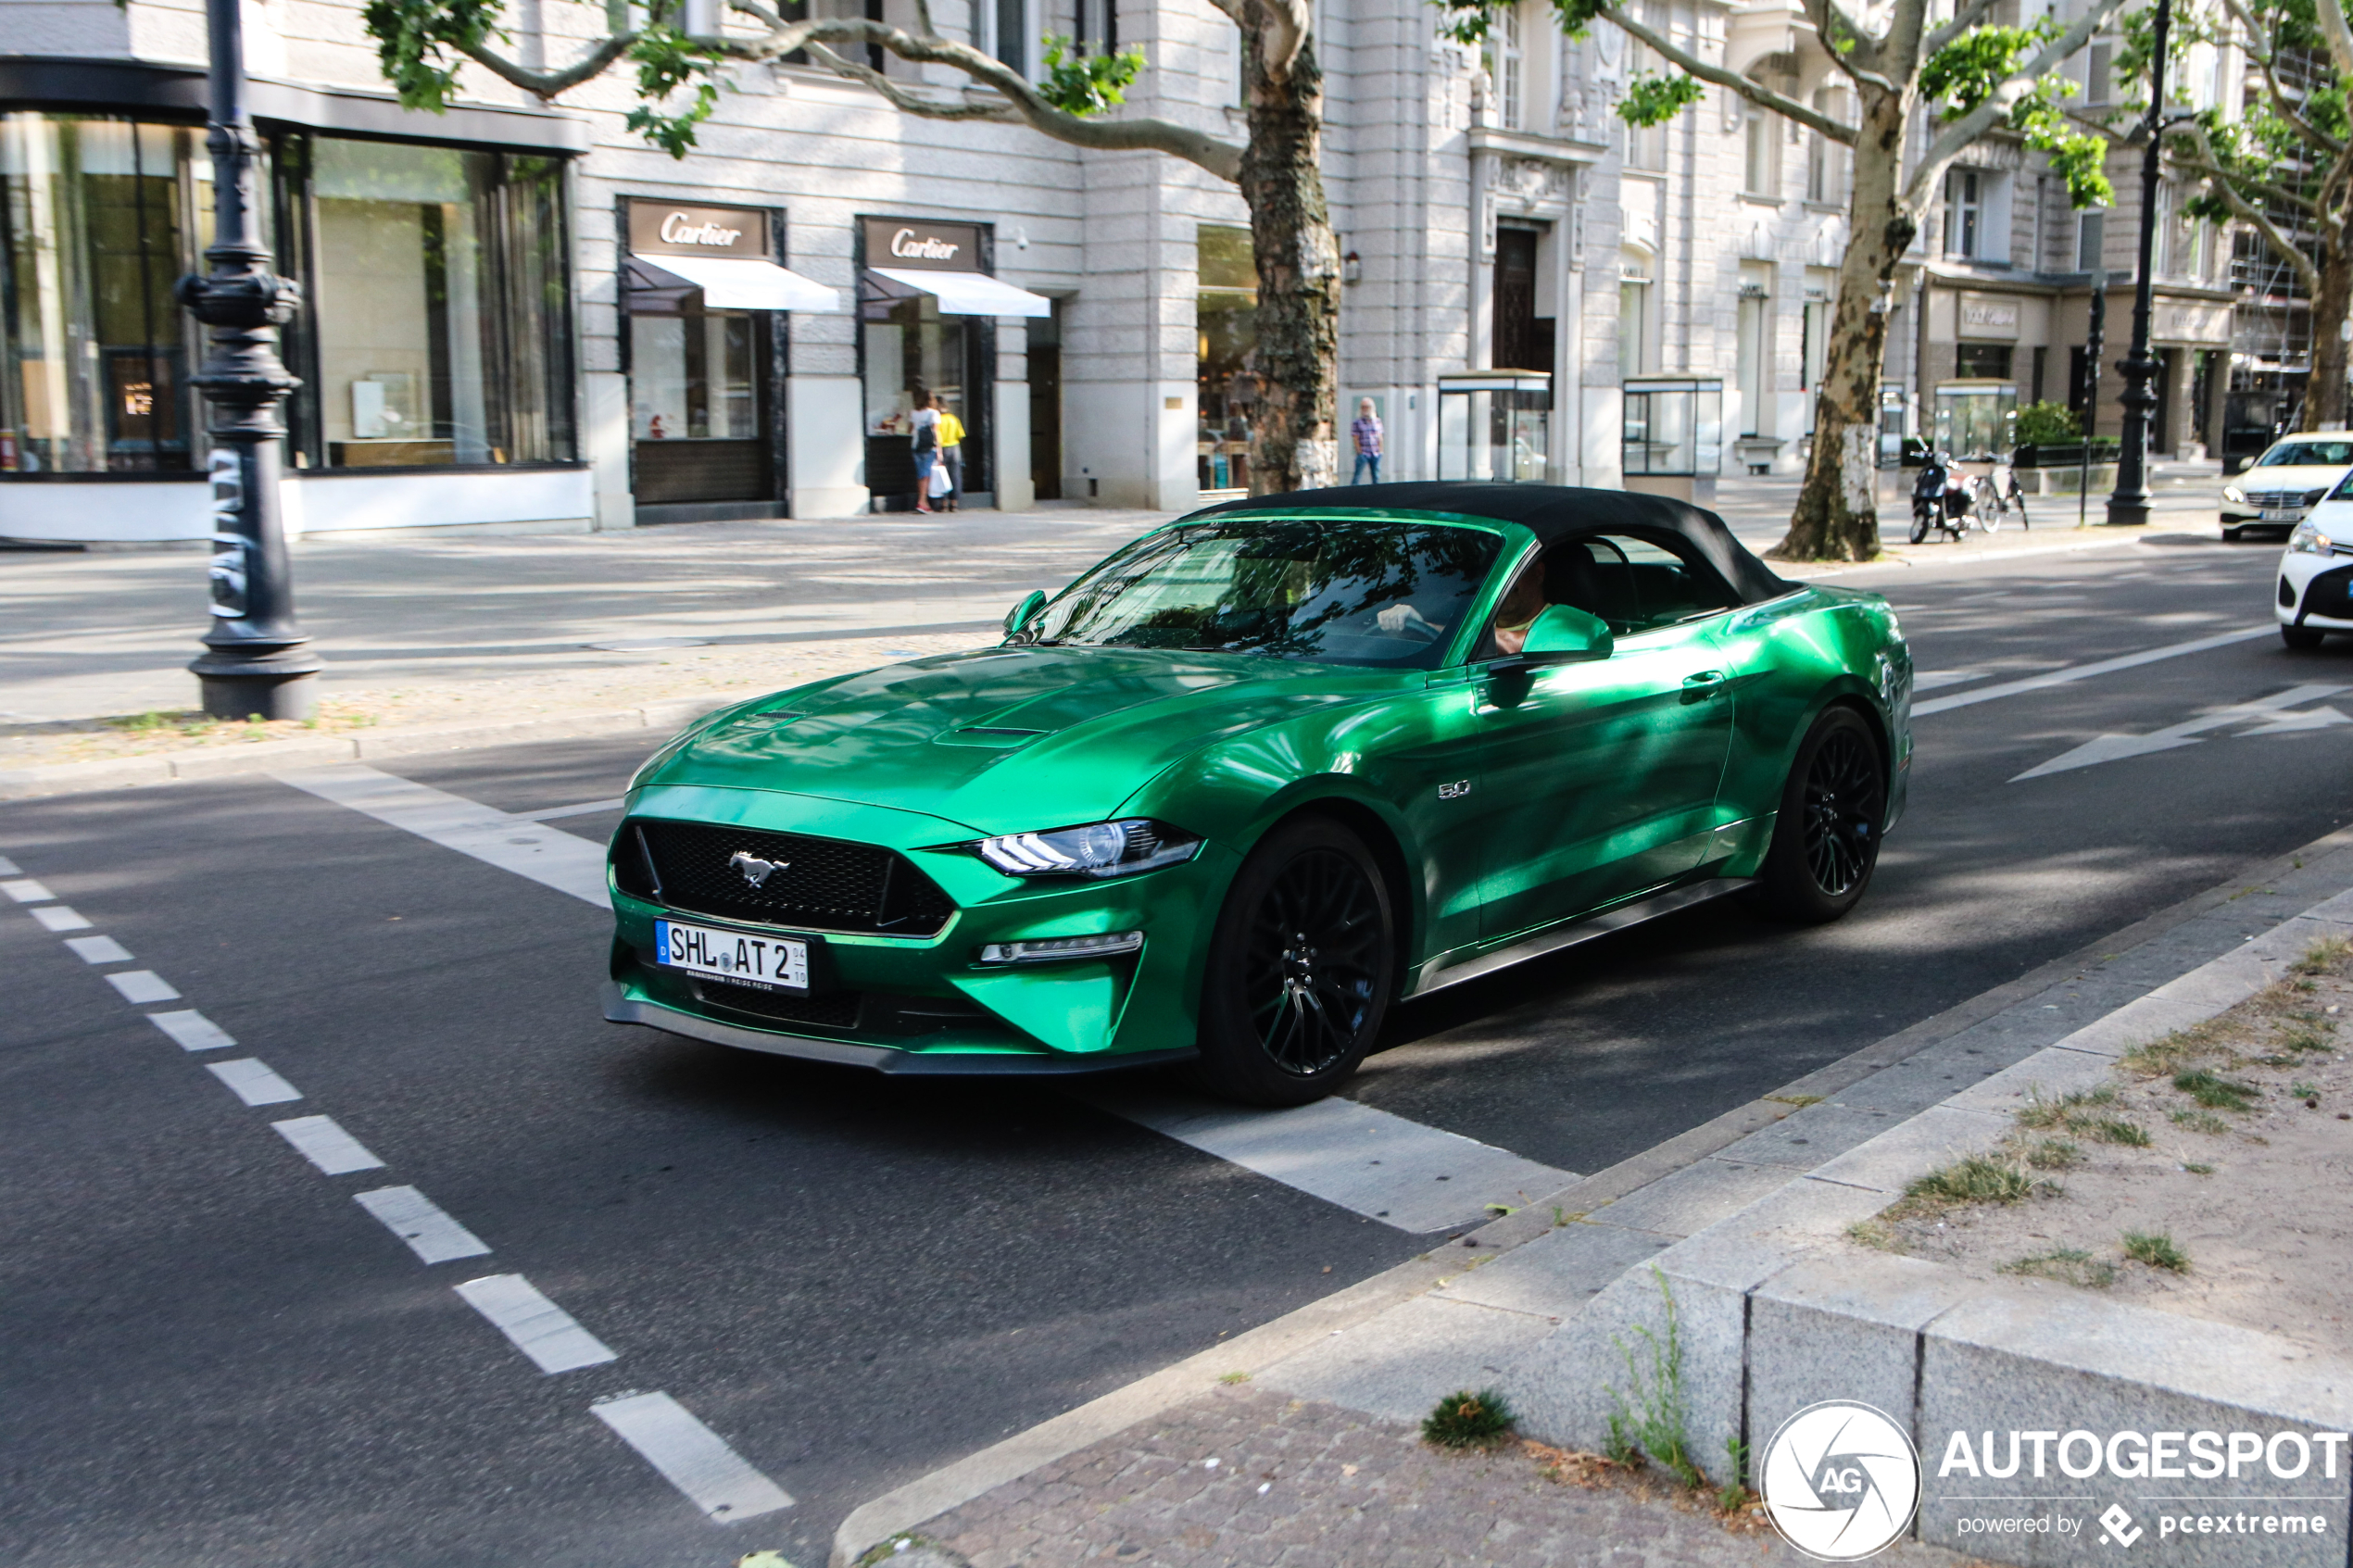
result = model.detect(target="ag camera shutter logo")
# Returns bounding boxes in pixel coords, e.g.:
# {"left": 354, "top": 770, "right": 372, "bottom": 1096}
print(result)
{"left": 1760, "top": 1400, "right": 1922, "bottom": 1560}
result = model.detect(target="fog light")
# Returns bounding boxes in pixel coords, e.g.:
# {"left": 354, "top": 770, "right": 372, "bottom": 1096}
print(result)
{"left": 977, "top": 931, "right": 1144, "bottom": 965}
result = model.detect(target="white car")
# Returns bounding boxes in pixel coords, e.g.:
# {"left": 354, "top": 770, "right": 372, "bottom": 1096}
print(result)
{"left": 2224, "top": 435, "right": 2353, "bottom": 542}
{"left": 2277, "top": 494, "right": 2353, "bottom": 650}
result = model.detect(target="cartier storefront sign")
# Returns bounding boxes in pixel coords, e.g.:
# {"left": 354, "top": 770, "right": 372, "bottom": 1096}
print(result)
{"left": 862, "top": 217, "right": 985, "bottom": 271}
{"left": 628, "top": 199, "right": 772, "bottom": 259}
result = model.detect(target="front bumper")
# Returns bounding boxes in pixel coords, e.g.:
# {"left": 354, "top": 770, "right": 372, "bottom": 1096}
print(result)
{"left": 2278, "top": 548, "right": 2353, "bottom": 631}
{"left": 603, "top": 784, "right": 1235, "bottom": 1070}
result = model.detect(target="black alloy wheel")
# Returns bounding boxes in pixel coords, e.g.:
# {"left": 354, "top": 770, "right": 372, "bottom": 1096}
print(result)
{"left": 1750, "top": 706, "right": 1886, "bottom": 923}
{"left": 1196, "top": 818, "right": 1396, "bottom": 1105}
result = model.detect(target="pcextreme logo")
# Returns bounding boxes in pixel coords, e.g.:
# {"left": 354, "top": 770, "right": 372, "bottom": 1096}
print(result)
{"left": 1759, "top": 1401, "right": 1923, "bottom": 1561}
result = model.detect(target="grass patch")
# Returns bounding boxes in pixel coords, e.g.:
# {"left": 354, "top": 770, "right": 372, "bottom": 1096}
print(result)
{"left": 2170, "top": 1108, "right": 2231, "bottom": 1134}
{"left": 1763, "top": 1093, "right": 1825, "bottom": 1109}
{"left": 2023, "top": 1137, "right": 2082, "bottom": 1170}
{"left": 2291, "top": 936, "right": 2353, "bottom": 977}
{"left": 2017, "top": 1086, "right": 2115, "bottom": 1130}
{"left": 1846, "top": 1218, "right": 1899, "bottom": 1251}
{"left": 2173, "top": 1070, "right": 2259, "bottom": 1111}
{"left": 2183, "top": 1161, "right": 2215, "bottom": 1175}
{"left": 1894, "top": 1156, "right": 2044, "bottom": 1217}
{"left": 2280, "top": 1028, "right": 2334, "bottom": 1053}
{"left": 2082, "top": 1116, "right": 2151, "bottom": 1147}
{"left": 1217, "top": 1370, "right": 1250, "bottom": 1385}
{"left": 1424, "top": 1387, "right": 1516, "bottom": 1449}
{"left": 2002, "top": 1248, "right": 2117, "bottom": 1289}
{"left": 2123, "top": 1231, "right": 2190, "bottom": 1272}
{"left": 2120, "top": 1025, "right": 2224, "bottom": 1077}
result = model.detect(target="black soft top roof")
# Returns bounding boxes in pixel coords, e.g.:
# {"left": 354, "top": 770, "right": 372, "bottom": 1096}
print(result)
{"left": 1188, "top": 482, "right": 1793, "bottom": 606}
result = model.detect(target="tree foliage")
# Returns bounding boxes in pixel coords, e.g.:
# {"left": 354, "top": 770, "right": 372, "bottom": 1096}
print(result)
{"left": 1919, "top": 20, "right": 2113, "bottom": 206}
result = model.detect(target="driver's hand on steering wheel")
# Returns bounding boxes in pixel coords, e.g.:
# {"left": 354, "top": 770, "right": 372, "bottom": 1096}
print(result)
{"left": 1376, "top": 602, "right": 1441, "bottom": 638}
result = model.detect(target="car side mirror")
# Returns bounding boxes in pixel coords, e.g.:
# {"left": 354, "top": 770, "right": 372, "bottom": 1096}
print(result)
{"left": 1518, "top": 605, "right": 1613, "bottom": 662}
{"left": 1005, "top": 589, "right": 1047, "bottom": 637}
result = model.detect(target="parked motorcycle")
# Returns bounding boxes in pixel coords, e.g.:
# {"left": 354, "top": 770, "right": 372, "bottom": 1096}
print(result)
{"left": 1910, "top": 450, "right": 1976, "bottom": 544}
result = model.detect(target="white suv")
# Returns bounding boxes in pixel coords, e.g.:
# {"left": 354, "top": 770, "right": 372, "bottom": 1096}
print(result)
{"left": 2277, "top": 484, "right": 2353, "bottom": 650}
{"left": 2225, "top": 435, "right": 2353, "bottom": 542}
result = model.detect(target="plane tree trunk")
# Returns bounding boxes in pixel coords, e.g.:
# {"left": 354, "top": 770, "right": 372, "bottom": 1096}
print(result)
{"left": 1237, "top": 25, "right": 1340, "bottom": 494}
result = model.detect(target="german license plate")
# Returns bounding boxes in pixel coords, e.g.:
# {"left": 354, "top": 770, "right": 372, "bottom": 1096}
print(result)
{"left": 2261, "top": 508, "right": 2301, "bottom": 522}
{"left": 654, "top": 918, "right": 809, "bottom": 991}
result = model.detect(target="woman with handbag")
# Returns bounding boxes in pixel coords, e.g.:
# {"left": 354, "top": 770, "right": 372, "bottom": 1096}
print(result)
{"left": 908, "top": 389, "right": 940, "bottom": 514}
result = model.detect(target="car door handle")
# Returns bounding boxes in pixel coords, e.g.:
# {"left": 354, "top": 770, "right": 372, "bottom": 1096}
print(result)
{"left": 1681, "top": 671, "right": 1727, "bottom": 703}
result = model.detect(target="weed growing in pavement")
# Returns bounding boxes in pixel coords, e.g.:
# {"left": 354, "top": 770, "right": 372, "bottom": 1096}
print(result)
{"left": 2121, "top": 1023, "right": 2228, "bottom": 1077}
{"left": 2171, "top": 1108, "right": 2231, "bottom": 1134}
{"left": 2293, "top": 936, "right": 2353, "bottom": 976}
{"left": 1217, "top": 1371, "right": 1251, "bottom": 1386}
{"left": 1527, "top": 1440, "right": 1769, "bottom": 1534}
{"left": 2124, "top": 1230, "right": 2190, "bottom": 1272}
{"left": 1603, "top": 1267, "right": 1705, "bottom": 1489}
{"left": 1763, "top": 1093, "right": 1824, "bottom": 1109}
{"left": 2183, "top": 1161, "right": 2216, "bottom": 1174}
{"left": 2174, "top": 1069, "right": 2260, "bottom": 1111}
{"left": 2002, "top": 1248, "right": 2117, "bottom": 1289}
{"left": 2282, "top": 1028, "right": 2334, "bottom": 1053}
{"left": 2083, "top": 1116, "right": 2151, "bottom": 1147}
{"left": 2018, "top": 1086, "right": 2116, "bottom": 1129}
{"left": 2292, "top": 1080, "right": 2321, "bottom": 1099}
{"left": 2024, "top": 1137, "right": 2082, "bottom": 1170}
{"left": 1845, "top": 1218, "right": 1899, "bottom": 1251}
{"left": 1422, "top": 1387, "right": 1516, "bottom": 1449}
{"left": 1718, "top": 1437, "right": 1753, "bottom": 1513}
{"left": 1894, "top": 1155, "right": 2045, "bottom": 1217}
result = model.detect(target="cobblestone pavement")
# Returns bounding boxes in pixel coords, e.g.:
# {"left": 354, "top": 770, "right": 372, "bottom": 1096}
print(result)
{"left": 896, "top": 1387, "right": 1973, "bottom": 1568}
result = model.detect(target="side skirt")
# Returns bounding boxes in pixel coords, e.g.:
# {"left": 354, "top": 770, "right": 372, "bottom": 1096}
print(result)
{"left": 1403, "top": 877, "right": 1755, "bottom": 1000}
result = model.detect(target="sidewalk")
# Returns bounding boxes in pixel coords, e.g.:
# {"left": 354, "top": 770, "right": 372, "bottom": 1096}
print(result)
{"left": 833, "top": 823, "right": 2353, "bottom": 1568}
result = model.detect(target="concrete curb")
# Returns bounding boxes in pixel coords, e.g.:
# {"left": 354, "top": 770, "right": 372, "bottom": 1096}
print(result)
{"left": 0, "top": 693, "right": 752, "bottom": 802}
{"left": 829, "top": 822, "right": 2353, "bottom": 1568}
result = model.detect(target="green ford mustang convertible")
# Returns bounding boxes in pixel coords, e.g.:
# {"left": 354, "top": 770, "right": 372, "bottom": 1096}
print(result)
{"left": 602, "top": 483, "right": 1912, "bottom": 1105}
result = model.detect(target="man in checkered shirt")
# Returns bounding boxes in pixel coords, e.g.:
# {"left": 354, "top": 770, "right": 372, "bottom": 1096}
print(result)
{"left": 1351, "top": 397, "right": 1383, "bottom": 484}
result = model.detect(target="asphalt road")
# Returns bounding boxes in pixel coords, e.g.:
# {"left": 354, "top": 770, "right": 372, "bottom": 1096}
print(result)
{"left": 5, "top": 534, "right": 2348, "bottom": 1568}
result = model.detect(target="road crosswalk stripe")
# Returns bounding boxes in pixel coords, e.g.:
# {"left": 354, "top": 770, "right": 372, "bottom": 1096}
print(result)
{"left": 1913, "top": 625, "right": 2278, "bottom": 717}
{"left": 357, "top": 1185, "right": 493, "bottom": 1263}
{"left": 454, "top": 1273, "right": 617, "bottom": 1374}
{"left": 274, "top": 765, "right": 611, "bottom": 909}
{"left": 592, "top": 1391, "right": 795, "bottom": 1520}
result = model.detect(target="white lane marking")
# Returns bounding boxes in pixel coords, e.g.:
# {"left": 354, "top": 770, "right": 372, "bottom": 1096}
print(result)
{"left": 271, "top": 1114, "right": 386, "bottom": 1174}
{"left": 106, "top": 970, "right": 181, "bottom": 1004}
{"left": 149, "top": 1009, "right": 236, "bottom": 1051}
{"left": 0, "top": 856, "right": 20, "bottom": 875}
{"left": 274, "top": 765, "right": 610, "bottom": 909}
{"left": 4, "top": 877, "right": 56, "bottom": 902}
{"left": 31, "top": 905, "right": 93, "bottom": 933}
{"left": 356, "top": 1185, "right": 493, "bottom": 1263}
{"left": 64, "top": 935, "right": 133, "bottom": 964}
{"left": 2012, "top": 684, "right": 2350, "bottom": 781}
{"left": 1914, "top": 625, "right": 2278, "bottom": 717}
{"left": 518, "top": 797, "right": 628, "bottom": 822}
{"left": 1910, "top": 669, "right": 1988, "bottom": 693}
{"left": 1075, "top": 1084, "right": 1577, "bottom": 1234}
{"left": 455, "top": 1273, "right": 618, "bottom": 1374}
{"left": 593, "top": 1391, "right": 795, "bottom": 1521}
{"left": 208, "top": 1057, "right": 303, "bottom": 1107}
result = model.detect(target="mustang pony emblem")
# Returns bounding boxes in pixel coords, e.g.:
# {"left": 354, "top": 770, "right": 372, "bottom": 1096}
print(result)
{"left": 729, "top": 850, "right": 787, "bottom": 887}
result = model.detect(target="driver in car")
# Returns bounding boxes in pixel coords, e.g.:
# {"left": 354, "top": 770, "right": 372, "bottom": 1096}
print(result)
{"left": 1375, "top": 567, "right": 1546, "bottom": 652}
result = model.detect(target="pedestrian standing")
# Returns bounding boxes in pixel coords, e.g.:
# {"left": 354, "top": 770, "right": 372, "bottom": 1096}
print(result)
{"left": 936, "top": 405, "right": 966, "bottom": 512}
{"left": 1351, "top": 397, "right": 1383, "bottom": 484}
{"left": 908, "top": 388, "right": 940, "bottom": 514}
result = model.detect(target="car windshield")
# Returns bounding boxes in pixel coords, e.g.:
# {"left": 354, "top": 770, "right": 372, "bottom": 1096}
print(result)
{"left": 2259, "top": 441, "right": 2353, "bottom": 467}
{"left": 1018, "top": 518, "right": 1503, "bottom": 669}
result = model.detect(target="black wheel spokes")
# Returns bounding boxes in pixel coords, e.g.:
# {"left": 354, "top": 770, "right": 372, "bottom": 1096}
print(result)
{"left": 1801, "top": 730, "right": 1884, "bottom": 897}
{"left": 1245, "top": 848, "right": 1386, "bottom": 1076}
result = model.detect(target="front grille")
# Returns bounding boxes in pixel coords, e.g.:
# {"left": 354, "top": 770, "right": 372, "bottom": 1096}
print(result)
{"left": 616, "top": 819, "right": 954, "bottom": 935}
{"left": 696, "top": 980, "right": 864, "bottom": 1029}
{"left": 2246, "top": 488, "right": 2329, "bottom": 509}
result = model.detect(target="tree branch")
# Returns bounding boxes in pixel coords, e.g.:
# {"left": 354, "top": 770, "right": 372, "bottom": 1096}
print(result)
{"left": 1902, "top": 0, "right": 2127, "bottom": 209}
{"left": 1259, "top": 0, "right": 1313, "bottom": 83}
{"left": 1921, "top": 0, "right": 2000, "bottom": 61}
{"left": 2315, "top": 0, "right": 2353, "bottom": 80}
{"left": 1797, "top": 0, "right": 1894, "bottom": 92}
{"left": 1603, "top": 2, "right": 1857, "bottom": 140}
{"left": 455, "top": 32, "right": 636, "bottom": 98}
{"left": 2171, "top": 122, "right": 2322, "bottom": 294}
{"left": 802, "top": 42, "right": 1012, "bottom": 118}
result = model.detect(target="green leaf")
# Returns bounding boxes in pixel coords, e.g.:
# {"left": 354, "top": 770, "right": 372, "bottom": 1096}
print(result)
{"left": 1619, "top": 70, "right": 1705, "bottom": 128}
{"left": 1038, "top": 33, "right": 1144, "bottom": 116}
{"left": 360, "top": 0, "right": 514, "bottom": 112}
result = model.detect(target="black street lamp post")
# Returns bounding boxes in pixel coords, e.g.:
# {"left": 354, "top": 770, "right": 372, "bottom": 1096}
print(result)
{"left": 2103, "top": 0, "right": 2173, "bottom": 526}
{"left": 177, "top": 0, "right": 320, "bottom": 719}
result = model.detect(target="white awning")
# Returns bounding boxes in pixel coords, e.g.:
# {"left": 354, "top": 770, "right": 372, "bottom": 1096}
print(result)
{"left": 866, "top": 266, "right": 1052, "bottom": 318}
{"left": 630, "top": 254, "right": 840, "bottom": 312}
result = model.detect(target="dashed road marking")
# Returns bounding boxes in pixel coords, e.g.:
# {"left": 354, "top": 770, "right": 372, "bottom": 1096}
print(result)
{"left": 64, "top": 935, "right": 132, "bottom": 964}
{"left": 1075, "top": 1083, "right": 1577, "bottom": 1234}
{"left": 5, "top": 877, "right": 56, "bottom": 902}
{"left": 455, "top": 1273, "right": 617, "bottom": 1374}
{"left": 0, "top": 856, "right": 21, "bottom": 875}
{"left": 519, "top": 797, "right": 628, "bottom": 822}
{"left": 1914, "top": 625, "right": 2278, "bottom": 717}
{"left": 275, "top": 765, "right": 610, "bottom": 908}
{"left": 106, "top": 970, "right": 180, "bottom": 1004}
{"left": 31, "top": 905, "right": 92, "bottom": 932}
{"left": 356, "top": 1185, "right": 493, "bottom": 1263}
{"left": 208, "top": 1057, "right": 303, "bottom": 1107}
{"left": 148, "top": 1009, "right": 236, "bottom": 1052}
{"left": 272, "top": 1114, "right": 386, "bottom": 1174}
{"left": 592, "top": 1391, "right": 795, "bottom": 1521}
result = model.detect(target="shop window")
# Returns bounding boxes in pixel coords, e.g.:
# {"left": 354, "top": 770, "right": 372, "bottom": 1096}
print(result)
{"left": 631, "top": 309, "right": 772, "bottom": 505}
{"left": 0, "top": 114, "right": 212, "bottom": 475}
{"left": 303, "top": 138, "right": 574, "bottom": 470}
{"left": 1955, "top": 342, "right": 2013, "bottom": 379}
{"left": 1197, "top": 224, "right": 1257, "bottom": 493}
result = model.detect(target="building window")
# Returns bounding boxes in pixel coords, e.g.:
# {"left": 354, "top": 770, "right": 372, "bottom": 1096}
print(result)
{"left": 1944, "top": 169, "right": 1983, "bottom": 259}
{"left": 1955, "top": 342, "right": 2013, "bottom": 379}
{"left": 992, "top": 0, "right": 1028, "bottom": 75}
{"left": 1743, "top": 102, "right": 1777, "bottom": 195}
{"left": 1806, "top": 88, "right": 1849, "bottom": 204}
{"left": 301, "top": 136, "right": 575, "bottom": 469}
{"left": 2085, "top": 41, "right": 2113, "bottom": 104}
{"left": 1, "top": 114, "right": 213, "bottom": 475}
{"left": 1618, "top": 254, "right": 1651, "bottom": 377}
{"left": 1735, "top": 264, "right": 1770, "bottom": 436}
{"left": 2077, "top": 208, "right": 2106, "bottom": 272}
{"left": 1484, "top": 5, "right": 1523, "bottom": 130}
{"left": 1197, "top": 224, "right": 1257, "bottom": 493}
{"left": 1799, "top": 270, "right": 1834, "bottom": 396}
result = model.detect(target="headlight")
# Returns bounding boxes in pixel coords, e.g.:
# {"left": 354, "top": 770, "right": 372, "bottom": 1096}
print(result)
{"left": 2290, "top": 522, "right": 2332, "bottom": 555}
{"left": 970, "top": 819, "right": 1202, "bottom": 878}
{"left": 2222, "top": 485, "right": 2245, "bottom": 504}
